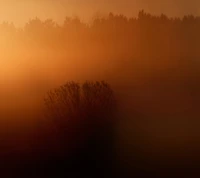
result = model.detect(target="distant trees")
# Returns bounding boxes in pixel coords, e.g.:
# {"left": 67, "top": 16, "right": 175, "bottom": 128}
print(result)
{"left": 0, "top": 10, "right": 200, "bottom": 61}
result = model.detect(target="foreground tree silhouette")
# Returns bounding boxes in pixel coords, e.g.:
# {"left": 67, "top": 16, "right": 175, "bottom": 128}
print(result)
{"left": 44, "top": 81, "right": 116, "bottom": 177}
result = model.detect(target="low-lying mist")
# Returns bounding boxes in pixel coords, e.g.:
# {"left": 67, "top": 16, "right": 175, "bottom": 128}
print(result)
{"left": 0, "top": 11, "right": 200, "bottom": 175}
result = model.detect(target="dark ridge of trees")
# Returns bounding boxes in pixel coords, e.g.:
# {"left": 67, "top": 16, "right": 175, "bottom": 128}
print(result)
{"left": 1, "top": 10, "right": 200, "bottom": 61}
{"left": 43, "top": 81, "right": 117, "bottom": 177}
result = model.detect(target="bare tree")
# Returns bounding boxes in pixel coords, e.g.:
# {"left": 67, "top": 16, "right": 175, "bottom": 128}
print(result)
{"left": 44, "top": 81, "right": 116, "bottom": 147}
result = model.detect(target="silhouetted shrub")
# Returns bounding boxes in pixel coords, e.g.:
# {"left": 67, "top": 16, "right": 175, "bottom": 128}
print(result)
{"left": 44, "top": 81, "right": 116, "bottom": 148}
{"left": 44, "top": 81, "right": 116, "bottom": 176}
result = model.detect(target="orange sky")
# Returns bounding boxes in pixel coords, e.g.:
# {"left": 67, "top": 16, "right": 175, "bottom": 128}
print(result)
{"left": 0, "top": 0, "right": 199, "bottom": 26}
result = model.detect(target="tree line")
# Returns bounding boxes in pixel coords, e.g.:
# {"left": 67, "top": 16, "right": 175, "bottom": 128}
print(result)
{"left": 1, "top": 10, "right": 200, "bottom": 61}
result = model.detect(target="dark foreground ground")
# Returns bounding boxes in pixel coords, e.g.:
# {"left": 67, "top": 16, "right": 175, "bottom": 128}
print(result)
{"left": 0, "top": 128, "right": 200, "bottom": 178}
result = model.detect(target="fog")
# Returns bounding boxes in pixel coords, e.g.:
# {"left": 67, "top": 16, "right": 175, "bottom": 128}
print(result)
{"left": 0, "top": 11, "right": 200, "bottom": 176}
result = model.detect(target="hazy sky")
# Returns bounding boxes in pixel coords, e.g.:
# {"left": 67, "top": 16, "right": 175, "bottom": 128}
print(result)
{"left": 0, "top": 0, "right": 199, "bottom": 26}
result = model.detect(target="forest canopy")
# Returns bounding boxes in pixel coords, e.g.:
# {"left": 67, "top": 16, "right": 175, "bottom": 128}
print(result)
{"left": 1, "top": 10, "right": 200, "bottom": 60}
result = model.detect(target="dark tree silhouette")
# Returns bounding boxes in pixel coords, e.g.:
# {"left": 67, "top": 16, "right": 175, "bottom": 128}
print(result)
{"left": 44, "top": 81, "right": 115, "bottom": 129}
{"left": 44, "top": 81, "right": 117, "bottom": 177}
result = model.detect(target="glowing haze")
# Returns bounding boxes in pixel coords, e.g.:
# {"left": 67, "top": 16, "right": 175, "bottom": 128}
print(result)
{"left": 0, "top": 0, "right": 199, "bottom": 169}
{"left": 0, "top": 0, "right": 199, "bottom": 26}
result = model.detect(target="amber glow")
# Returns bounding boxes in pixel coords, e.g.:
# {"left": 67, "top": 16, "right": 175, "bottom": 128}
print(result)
{"left": 0, "top": 2, "right": 199, "bottom": 176}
